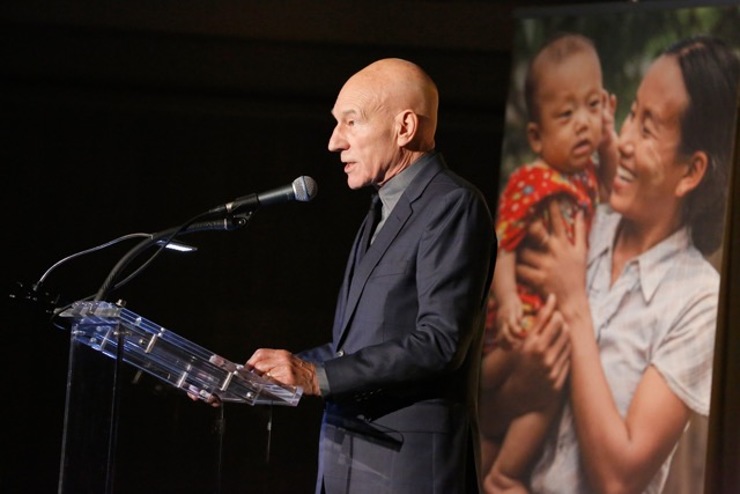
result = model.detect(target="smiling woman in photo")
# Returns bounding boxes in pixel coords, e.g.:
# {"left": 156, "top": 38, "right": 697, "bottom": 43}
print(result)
{"left": 510, "top": 35, "right": 740, "bottom": 494}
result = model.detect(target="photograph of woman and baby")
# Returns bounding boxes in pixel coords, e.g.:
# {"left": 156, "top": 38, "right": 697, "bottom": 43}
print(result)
{"left": 478, "top": 2, "right": 740, "bottom": 494}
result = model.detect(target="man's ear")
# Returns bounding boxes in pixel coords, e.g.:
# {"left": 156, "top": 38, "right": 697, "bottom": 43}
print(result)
{"left": 676, "top": 151, "right": 708, "bottom": 197}
{"left": 396, "top": 110, "right": 418, "bottom": 147}
{"left": 527, "top": 122, "right": 543, "bottom": 154}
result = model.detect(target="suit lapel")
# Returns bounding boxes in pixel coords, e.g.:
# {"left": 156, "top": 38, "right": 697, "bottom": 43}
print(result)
{"left": 335, "top": 154, "right": 447, "bottom": 347}
{"left": 333, "top": 221, "right": 366, "bottom": 343}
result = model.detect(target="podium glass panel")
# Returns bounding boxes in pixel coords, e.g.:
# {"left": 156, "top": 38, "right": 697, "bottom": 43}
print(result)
{"left": 60, "top": 301, "right": 302, "bottom": 406}
{"left": 56, "top": 300, "right": 302, "bottom": 494}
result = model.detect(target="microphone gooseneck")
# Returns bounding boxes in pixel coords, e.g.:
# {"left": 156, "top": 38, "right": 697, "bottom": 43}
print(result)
{"left": 95, "top": 176, "right": 318, "bottom": 301}
{"left": 208, "top": 176, "right": 318, "bottom": 216}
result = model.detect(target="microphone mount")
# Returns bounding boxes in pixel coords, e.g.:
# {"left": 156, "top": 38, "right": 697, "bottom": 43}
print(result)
{"left": 94, "top": 212, "right": 253, "bottom": 302}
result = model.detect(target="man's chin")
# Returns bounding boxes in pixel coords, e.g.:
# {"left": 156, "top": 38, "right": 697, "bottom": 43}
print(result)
{"left": 346, "top": 174, "right": 367, "bottom": 190}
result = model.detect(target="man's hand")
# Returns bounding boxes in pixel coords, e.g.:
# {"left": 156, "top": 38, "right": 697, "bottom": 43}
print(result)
{"left": 187, "top": 387, "right": 222, "bottom": 407}
{"left": 247, "top": 348, "right": 321, "bottom": 396}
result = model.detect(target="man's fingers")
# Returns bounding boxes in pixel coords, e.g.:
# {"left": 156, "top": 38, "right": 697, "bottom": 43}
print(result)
{"left": 247, "top": 348, "right": 288, "bottom": 374}
{"left": 187, "top": 386, "right": 223, "bottom": 407}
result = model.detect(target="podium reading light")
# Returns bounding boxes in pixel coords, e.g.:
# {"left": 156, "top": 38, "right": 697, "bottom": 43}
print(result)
{"left": 155, "top": 239, "right": 197, "bottom": 252}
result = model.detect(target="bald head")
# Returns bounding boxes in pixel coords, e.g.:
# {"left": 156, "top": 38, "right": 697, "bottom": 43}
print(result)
{"left": 344, "top": 58, "right": 439, "bottom": 150}
{"left": 329, "top": 58, "right": 440, "bottom": 189}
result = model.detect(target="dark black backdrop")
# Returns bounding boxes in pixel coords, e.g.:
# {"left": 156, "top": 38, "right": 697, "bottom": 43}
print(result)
{"left": 0, "top": 3, "right": 519, "bottom": 492}
{"left": 17, "top": 2, "right": 740, "bottom": 494}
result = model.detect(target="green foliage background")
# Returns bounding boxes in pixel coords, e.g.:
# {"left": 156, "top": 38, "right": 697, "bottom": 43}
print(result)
{"left": 498, "top": 1, "right": 740, "bottom": 189}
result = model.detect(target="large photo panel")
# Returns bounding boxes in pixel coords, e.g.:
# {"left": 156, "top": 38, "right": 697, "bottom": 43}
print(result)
{"left": 479, "top": 2, "right": 740, "bottom": 493}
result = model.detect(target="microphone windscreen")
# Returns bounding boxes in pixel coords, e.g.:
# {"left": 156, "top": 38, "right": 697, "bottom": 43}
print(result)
{"left": 294, "top": 176, "right": 318, "bottom": 202}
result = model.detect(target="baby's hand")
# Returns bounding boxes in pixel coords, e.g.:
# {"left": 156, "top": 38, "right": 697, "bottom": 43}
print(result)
{"left": 597, "top": 90, "right": 619, "bottom": 200}
{"left": 600, "top": 90, "right": 618, "bottom": 150}
{"left": 496, "top": 294, "right": 526, "bottom": 346}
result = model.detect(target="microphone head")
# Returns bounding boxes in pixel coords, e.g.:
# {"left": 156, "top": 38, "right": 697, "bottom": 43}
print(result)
{"left": 293, "top": 176, "right": 318, "bottom": 202}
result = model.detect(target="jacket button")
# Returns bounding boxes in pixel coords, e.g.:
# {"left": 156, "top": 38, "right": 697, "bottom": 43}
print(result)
{"left": 336, "top": 349, "right": 345, "bottom": 357}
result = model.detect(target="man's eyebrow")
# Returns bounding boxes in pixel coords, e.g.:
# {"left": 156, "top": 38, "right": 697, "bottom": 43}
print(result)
{"left": 330, "top": 109, "right": 361, "bottom": 123}
{"left": 336, "top": 109, "right": 358, "bottom": 118}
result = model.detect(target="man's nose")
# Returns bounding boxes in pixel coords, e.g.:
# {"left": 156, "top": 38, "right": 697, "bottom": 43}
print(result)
{"left": 328, "top": 128, "right": 345, "bottom": 152}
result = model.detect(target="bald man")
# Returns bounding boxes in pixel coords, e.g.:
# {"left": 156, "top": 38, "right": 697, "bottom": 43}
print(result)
{"left": 247, "top": 58, "right": 496, "bottom": 493}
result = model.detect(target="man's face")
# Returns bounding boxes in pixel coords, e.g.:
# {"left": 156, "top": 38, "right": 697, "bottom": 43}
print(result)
{"left": 328, "top": 76, "right": 401, "bottom": 190}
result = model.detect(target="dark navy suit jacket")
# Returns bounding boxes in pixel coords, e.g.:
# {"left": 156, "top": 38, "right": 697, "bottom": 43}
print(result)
{"left": 300, "top": 152, "right": 495, "bottom": 494}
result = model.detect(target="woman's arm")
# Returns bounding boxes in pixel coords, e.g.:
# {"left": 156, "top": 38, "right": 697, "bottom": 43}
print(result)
{"left": 518, "top": 201, "right": 691, "bottom": 493}
{"left": 562, "top": 280, "right": 689, "bottom": 493}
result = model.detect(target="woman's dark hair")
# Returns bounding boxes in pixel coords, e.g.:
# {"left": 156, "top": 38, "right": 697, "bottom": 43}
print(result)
{"left": 666, "top": 35, "right": 740, "bottom": 255}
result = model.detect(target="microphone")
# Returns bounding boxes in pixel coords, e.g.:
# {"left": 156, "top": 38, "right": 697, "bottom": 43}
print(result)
{"left": 208, "top": 176, "right": 318, "bottom": 216}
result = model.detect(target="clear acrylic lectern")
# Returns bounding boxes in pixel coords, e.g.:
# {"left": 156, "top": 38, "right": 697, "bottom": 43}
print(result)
{"left": 56, "top": 300, "right": 302, "bottom": 493}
